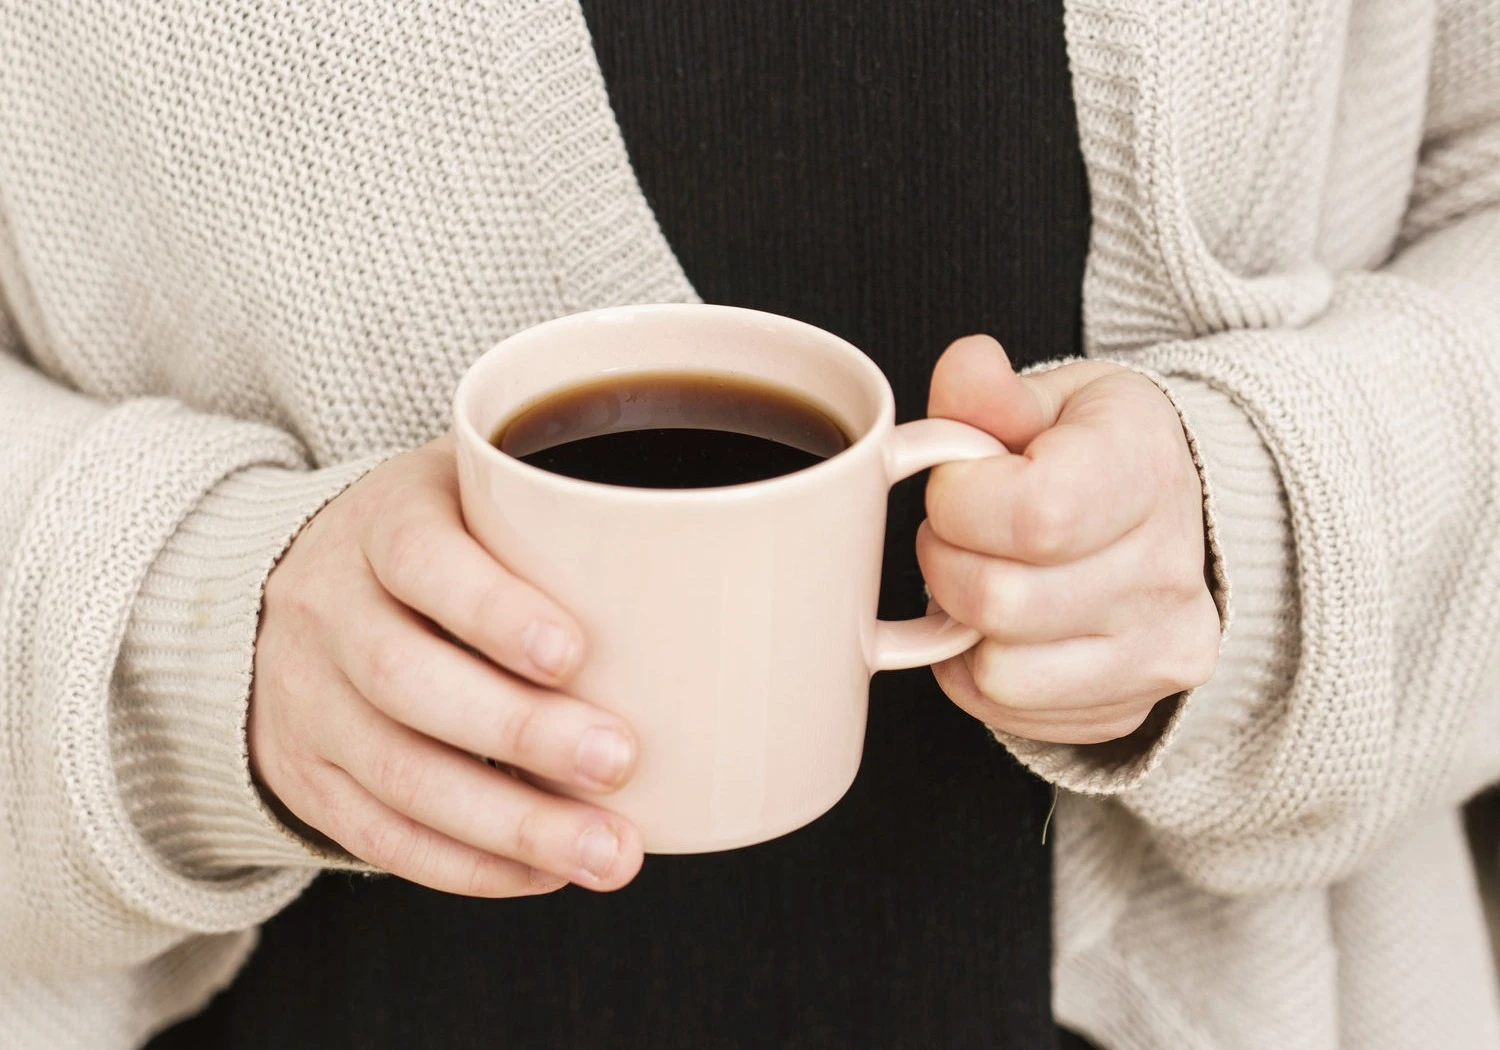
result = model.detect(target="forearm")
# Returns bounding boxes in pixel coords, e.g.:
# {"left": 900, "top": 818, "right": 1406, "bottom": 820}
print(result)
{"left": 0, "top": 347, "right": 375, "bottom": 975}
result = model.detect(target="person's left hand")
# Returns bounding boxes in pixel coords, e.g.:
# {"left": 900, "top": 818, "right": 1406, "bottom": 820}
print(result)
{"left": 919, "top": 335, "right": 1221, "bottom": 745}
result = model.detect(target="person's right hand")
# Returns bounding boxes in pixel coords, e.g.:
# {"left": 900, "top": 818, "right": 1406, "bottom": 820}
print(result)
{"left": 248, "top": 435, "right": 644, "bottom": 897}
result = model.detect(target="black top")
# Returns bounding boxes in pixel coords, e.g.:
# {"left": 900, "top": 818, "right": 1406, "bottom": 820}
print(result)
{"left": 151, "top": 4, "right": 1095, "bottom": 1048}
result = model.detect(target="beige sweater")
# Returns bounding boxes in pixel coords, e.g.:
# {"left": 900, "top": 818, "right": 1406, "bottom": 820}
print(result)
{"left": 1, "top": 1, "right": 1497, "bottom": 1047}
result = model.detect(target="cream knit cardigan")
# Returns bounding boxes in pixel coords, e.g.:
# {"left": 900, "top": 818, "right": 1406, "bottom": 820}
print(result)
{"left": 1, "top": 1, "right": 1498, "bottom": 1047}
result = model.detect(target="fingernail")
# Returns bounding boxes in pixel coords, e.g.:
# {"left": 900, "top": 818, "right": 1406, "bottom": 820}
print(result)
{"left": 574, "top": 728, "right": 634, "bottom": 789}
{"left": 577, "top": 825, "right": 619, "bottom": 881}
{"left": 529, "top": 867, "right": 567, "bottom": 891}
{"left": 525, "top": 621, "right": 576, "bottom": 678}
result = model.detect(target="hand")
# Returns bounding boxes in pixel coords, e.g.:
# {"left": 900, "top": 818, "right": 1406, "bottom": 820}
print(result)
{"left": 250, "top": 435, "right": 644, "bottom": 896}
{"left": 919, "top": 336, "right": 1220, "bottom": 745}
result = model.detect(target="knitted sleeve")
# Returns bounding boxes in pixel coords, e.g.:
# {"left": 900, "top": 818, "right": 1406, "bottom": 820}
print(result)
{"left": 0, "top": 314, "right": 379, "bottom": 1042}
{"left": 1003, "top": 0, "right": 1500, "bottom": 895}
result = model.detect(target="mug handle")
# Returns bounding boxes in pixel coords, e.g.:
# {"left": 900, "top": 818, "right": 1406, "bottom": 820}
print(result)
{"left": 870, "top": 418, "right": 1008, "bottom": 672}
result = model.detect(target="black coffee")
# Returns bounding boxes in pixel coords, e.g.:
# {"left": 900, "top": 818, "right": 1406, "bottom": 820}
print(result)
{"left": 492, "top": 372, "right": 853, "bottom": 488}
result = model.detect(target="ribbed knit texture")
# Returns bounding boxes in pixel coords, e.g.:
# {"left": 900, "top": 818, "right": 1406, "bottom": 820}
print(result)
{"left": 0, "top": 2, "right": 1497, "bottom": 1049}
{"left": 114, "top": 460, "right": 385, "bottom": 876}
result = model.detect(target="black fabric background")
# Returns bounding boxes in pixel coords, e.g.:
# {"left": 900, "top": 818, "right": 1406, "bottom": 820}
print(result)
{"left": 153, "top": 3, "right": 1099, "bottom": 1047}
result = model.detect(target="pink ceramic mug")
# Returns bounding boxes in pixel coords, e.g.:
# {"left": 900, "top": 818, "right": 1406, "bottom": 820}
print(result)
{"left": 453, "top": 304, "right": 1004, "bottom": 853}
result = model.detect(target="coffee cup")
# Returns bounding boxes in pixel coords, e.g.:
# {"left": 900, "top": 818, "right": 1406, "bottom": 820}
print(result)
{"left": 453, "top": 304, "right": 1004, "bottom": 852}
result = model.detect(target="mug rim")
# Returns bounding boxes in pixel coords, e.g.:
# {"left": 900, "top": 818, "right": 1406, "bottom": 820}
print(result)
{"left": 452, "top": 303, "right": 898, "bottom": 503}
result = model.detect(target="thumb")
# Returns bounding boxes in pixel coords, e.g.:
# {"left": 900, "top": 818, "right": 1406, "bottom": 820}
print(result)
{"left": 928, "top": 334, "right": 1111, "bottom": 452}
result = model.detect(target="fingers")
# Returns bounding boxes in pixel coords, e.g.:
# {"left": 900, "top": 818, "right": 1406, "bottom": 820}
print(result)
{"left": 307, "top": 762, "right": 568, "bottom": 898}
{"left": 329, "top": 581, "right": 637, "bottom": 793}
{"left": 928, "top": 335, "right": 1051, "bottom": 451}
{"left": 924, "top": 639, "right": 1158, "bottom": 747}
{"left": 927, "top": 369, "right": 1178, "bottom": 564}
{"left": 252, "top": 437, "right": 647, "bottom": 900}
{"left": 366, "top": 485, "right": 585, "bottom": 686}
{"left": 963, "top": 635, "right": 1147, "bottom": 711}
{"left": 927, "top": 334, "right": 1120, "bottom": 454}
{"left": 918, "top": 522, "right": 1124, "bottom": 643}
{"left": 325, "top": 690, "right": 643, "bottom": 890}
{"left": 931, "top": 651, "right": 1156, "bottom": 745}
{"left": 926, "top": 425, "right": 1152, "bottom": 565}
{"left": 923, "top": 344, "right": 1217, "bottom": 746}
{"left": 917, "top": 520, "right": 1208, "bottom": 645}
{"left": 927, "top": 592, "right": 1219, "bottom": 745}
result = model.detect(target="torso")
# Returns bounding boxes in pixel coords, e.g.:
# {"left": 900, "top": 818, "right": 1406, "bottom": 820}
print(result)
{"left": 151, "top": 3, "right": 1092, "bottom": 1046}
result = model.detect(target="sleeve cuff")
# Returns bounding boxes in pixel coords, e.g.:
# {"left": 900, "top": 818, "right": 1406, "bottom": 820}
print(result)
{"left": 114, "top": 455, "right": 386, "bottom": 874}
{"left": 996, "top": 365, "right": 1296, "bottom": 795}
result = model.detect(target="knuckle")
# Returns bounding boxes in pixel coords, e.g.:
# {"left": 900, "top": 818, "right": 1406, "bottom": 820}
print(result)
{"left": 461, "top": 854, "right": 516, "bottom": 898}
{"left": 493, "top": 700, "right": 546, "bottom": 767}
{"left": 372, "top": 746, "right": 430, "bottom": 815}
{"left": 1141, "top": 577, "right": 1201, "bottom": 624}
{"left": 265, "top": 652, "right": 317, "bottom": 706}
{"left": 1011, "top": 491, "right": 1078, "bottom": 562}
{"left": 924, "top": 472, "right": 962, "bottom": 540}
{"left": 969, "top": 645, "right": 1020, "bottom": 709}
{"left": 364, "top": 633, "right": 415, "bottom": 697}
{"left": 507, "top": 805, "right": 546, "bottom": 863}
{"left": 1166, "top": 551, "right": 1210, "bottom": 599}
{"left": 380, "top": 515, "right": 440, "bottom": 595}
{"left": 1162, "top": 603, "right": 1221, "bottom": 691}
{"left": 292, "top": 763, "right": 340, "bottom": 819}
{"left": 265, "top": 563, "right": 318, "bottom": 623}
{"left": 368, "top": 821, "right": 427, "bottom": 876}
{"left": 284, "top": 574, "right": 325, "bottom": 622}
{"left": 260, "top": 721, "right": 314, "bottom": 786}
{"left": 1169, "top": 572, "right": 1207, "bottom": 609}
{"left": 978, "top": 568, "right": 1027, "bottom": 636}
{"left": 468, "top": 575, "right": 517, "bottom": 643}
{"left": 1179, "top": 636, "right": 1221, "bottom": 691}
{"left": 345, "top": 815, "right": 402, "bottom": 871}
